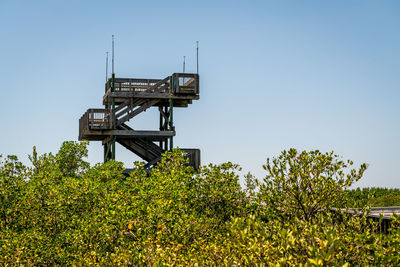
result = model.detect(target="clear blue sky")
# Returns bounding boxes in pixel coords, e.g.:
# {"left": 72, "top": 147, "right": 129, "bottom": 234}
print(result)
{"left": 1, "top": 0, "right": 399, "bottom": 187}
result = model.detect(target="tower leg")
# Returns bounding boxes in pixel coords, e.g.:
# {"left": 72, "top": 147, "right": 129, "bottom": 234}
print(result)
{"left": 159, "top": 104, "right": 174, "bottom": 152}
{"left": 104, "top": 136, "right": 116, "bottom": 162}
{"left": 169, "top": 99, "right": 174, "bottom": 150}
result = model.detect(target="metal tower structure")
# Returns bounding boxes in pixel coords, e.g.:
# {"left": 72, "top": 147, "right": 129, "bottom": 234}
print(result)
{"left": 78, "top": 72, "right": 200, "bottom": 170}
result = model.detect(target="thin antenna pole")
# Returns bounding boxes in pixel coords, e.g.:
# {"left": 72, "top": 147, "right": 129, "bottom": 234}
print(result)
{"left": 105, "top": 52, "right": 109, "bottom": 82}
{"left": 112, "top": 35, "right": 115, "bottom": 74}
{"left": 183, "top": 56, "right": 186, "bottom": 84}
{"left": 196, "top": 41, "right": 199, "bottom": 74}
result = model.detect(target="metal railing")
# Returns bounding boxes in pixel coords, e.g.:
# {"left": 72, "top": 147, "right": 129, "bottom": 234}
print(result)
{"left": 172, "top": 73, "right": 199, "bottom": 94}
{"left": 79, "top": 109, "right": 114, "bottom": 139}
{"left": 106, "top": 78, "right": 163, "bottom": 93}
{"left": 104, "top": 74, "right": 199, "bottom": 96}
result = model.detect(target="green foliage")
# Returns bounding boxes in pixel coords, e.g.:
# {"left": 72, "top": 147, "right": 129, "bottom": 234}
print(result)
{"left": 346, "top": 187, "right": 400, "bottom": 207}
{"left": 1, "top": 143, "right": 399, "bottom": 265}
{"left": 0, "top": 155, "right": 27, "bottom": 232}
{"left": 86, "top": 160, "right": 124, "bottom": 182}
{"left": 56, "top": 141, "right": 90, "bottom": 178}
{"left": 260, "top": 148, "right": 367, "bottom": 222}
{"left": 28, "top": 141, "right": 89, "bottom": 183}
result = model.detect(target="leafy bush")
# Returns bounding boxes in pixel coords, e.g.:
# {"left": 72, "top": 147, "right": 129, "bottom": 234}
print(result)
{"left": 0, "top": 142, "right": 399, "bottom": 265}
{"left": 259, "top": 148, "right": 367, "bottom": 222}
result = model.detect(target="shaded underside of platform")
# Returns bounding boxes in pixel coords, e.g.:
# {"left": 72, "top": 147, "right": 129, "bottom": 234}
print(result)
{"left": 79, "top": 130, "right": 175, "bottom": 141}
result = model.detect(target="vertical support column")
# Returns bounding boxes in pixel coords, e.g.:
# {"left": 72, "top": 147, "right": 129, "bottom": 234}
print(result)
{"left": 104, "top": 143, "right": 107, "bottom": 162}
{"left": 104, "top": 73, "right": 116, "bottom": 162}
{"left": 158, "top": 101, "right": 174, "bottom": 152}
{"left": 159, "top": 106, "right": 163, "bottom": 149}
{"left": 111, "top": 73, "right": 116, "bottom": 158}
{"left": 169, "top": 98, "right": 174, "bottom": 151}
{"left": 168, "top": 75, "right": 174, "bottom": 151}
{"left": 111, "top": 135, "right": 116, "bottom": 159}
{"left": 103, "top": 136, "right": 116, "bottom": 162}
{"left": 159, "top": 105, "right": 171, "bottom": 151}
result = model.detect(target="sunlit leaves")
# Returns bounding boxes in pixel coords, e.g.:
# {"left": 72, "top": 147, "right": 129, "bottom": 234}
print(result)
{"left": 260, "top": 148, "right": 368, "bottom": 222}
{"left": 0, "top": 144, "right": 399, "bottom": 265}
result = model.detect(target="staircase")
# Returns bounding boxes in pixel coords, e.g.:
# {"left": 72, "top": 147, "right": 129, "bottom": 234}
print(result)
{"left": 116, "top": 124, "right": 163, "bottom": 164}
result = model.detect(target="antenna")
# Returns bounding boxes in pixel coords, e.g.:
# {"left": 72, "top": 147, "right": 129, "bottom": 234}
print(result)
{"left": 112, "top": 35, "right": 115, "bottom": 74}
{"left": 183, "top": 56, "right": 186, "bottom": 73}
{"left": 105, "top": 52, "right": 109, "bottom": 82}
{"left": 183, "top": 56, "right": 186, "bottom": 84}
{"left": 196, "top": 41, "right": 199, "bottom": 74}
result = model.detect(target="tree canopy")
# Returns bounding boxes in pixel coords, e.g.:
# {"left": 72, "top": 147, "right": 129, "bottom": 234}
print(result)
{"left": 1, "top": 142, "right": 399, "bottom": 265}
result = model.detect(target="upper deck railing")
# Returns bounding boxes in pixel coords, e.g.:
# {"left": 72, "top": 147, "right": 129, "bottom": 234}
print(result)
{"left": 171, "top": 73, "right": 199, "bottom": 95}
{"left": 106, "top": 78, "right": 163, "bottom": 93}
{"left": 104, "top": 73, "right": 199, "bottom": 96}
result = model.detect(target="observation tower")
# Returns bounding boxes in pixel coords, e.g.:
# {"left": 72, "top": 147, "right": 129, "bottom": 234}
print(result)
{"left": 78, "top": 71, "right": 200, "bottom": 170}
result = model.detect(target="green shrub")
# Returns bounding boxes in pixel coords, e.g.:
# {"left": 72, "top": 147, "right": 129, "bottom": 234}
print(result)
{"left": 259, "top": 148, "right": 367, "bottom": 222}
{"left": 0, "top": 143, "right": 399, "bottom": 265}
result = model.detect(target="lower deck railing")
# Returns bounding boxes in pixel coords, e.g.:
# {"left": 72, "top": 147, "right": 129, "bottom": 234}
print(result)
{"left": 79, "top": 109, "right": 114, "bottom": 139}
